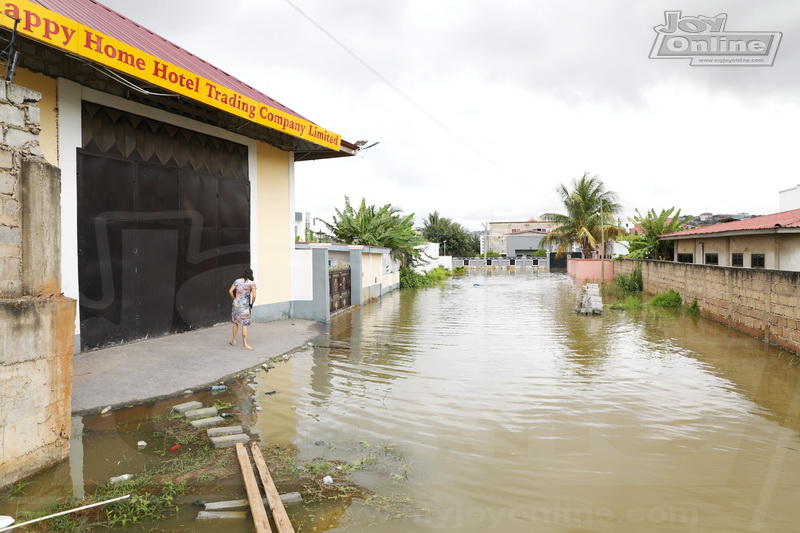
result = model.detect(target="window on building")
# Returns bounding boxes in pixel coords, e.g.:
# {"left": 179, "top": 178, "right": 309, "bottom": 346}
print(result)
{"left": 751, "top": 254, "right": 765, "bottom": 268}
{"left": 732, "top": 253, "right": 743, "bottom": 267}
{"left": 705, "top": 253, "right": 719, "bottom": 265}
{"left": 677, "top": 253, "right": 694, "bottom": 263}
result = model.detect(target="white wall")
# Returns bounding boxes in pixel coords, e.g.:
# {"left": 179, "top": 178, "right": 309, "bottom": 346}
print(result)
{"left": 779, "top": 185, "right": 800, "bottom": 211}
{"left": 414, "top": 242, "right": 451, "bottom": 273}
{"left": 291, "top": 249, "right": 313, "bottom": 301}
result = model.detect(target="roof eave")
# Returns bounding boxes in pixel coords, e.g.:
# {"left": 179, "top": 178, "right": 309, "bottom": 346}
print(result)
{"left": 661, "top": 227, "right": 800, "bottom": 240}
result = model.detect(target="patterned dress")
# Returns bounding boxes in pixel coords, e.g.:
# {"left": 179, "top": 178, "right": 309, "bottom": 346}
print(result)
{"left": 231, "top": 278, "right": 257, "bottom": 326}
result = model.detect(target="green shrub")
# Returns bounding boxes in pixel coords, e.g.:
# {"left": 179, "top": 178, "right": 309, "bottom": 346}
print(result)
{"left": 399, "top": 266, "right": 451, "bottom": 289}
{"left": 400, "top": 266, "right": 426, "bottom": 289}
{"left": 453, "top": 266, "right": 466, "bottom": 275}
{"left": 532, "top": 249, "right": 547, "bottom": 257}
{"left": 485, "top": 250, "right": 501, "bottom": 257}
{"left": 650, "top": 289, "right": 682, "bottom": 308}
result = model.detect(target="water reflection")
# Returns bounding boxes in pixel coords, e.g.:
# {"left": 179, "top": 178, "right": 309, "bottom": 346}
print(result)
{"left": 4, "top": 270, "right": 800, "bottom": 533}
{"left": 286, "top": 271, "right": 800, "bottom": 532}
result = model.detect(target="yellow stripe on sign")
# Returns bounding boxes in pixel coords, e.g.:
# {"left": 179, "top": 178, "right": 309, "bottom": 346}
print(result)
{"left": 0, "top": 0, "right": 342, "bottom": 151}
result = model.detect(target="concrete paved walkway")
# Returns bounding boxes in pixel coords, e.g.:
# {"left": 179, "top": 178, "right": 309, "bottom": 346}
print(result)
{"left": 71, "top": 319, "right": 325, "bottom": 414}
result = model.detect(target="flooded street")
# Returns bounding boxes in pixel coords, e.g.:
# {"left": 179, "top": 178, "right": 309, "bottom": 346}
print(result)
{"left": 4, "top": 271, "right": 800, "bottom": 532}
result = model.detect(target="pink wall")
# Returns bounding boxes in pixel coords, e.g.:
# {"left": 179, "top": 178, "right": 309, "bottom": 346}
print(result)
{"left": 567, "top": 258, "right": 615, "bottom": 283}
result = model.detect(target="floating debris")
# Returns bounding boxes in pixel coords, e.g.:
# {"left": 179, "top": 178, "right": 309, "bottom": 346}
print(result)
{"left": 137, "top": 440, "right": 147, "bottom": 449}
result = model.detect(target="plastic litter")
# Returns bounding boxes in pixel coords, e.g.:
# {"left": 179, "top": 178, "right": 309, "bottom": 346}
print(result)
{"left": 192, "top": 500, "right": 207, "bottom": 507}
{"left": 265, "top": 391, "right": 277, "bottom": 395}
{"left": 170, "top": 444, "right": 181, "bottom": 451}
{"left": 0, "top": 515, "right": 15, "bottom": 528}
{"left": 220, "top": 413, "right": 234, "bottom": 418}
{"left": 322, "top": 475, "right": 333, "bottom": 484}
{"left": 473, "top": 283, "right": 481, "bottom": 286}
{"left": 100, "top": 406, "right": 112, "bottom": 414}
{"left": 137, "top": 441, "right": 147, "bottom": 449}
{"left": 109, "top": 474, "right": 133, "bottom": 484}
{"left": 210, "top": 385, "right": 227, "bottom": 391}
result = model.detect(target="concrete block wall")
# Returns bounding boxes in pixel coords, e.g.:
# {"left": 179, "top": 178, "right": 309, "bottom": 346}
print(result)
{"left": 0, "top": 83, "right": 76, "bottom": 488}
{"left": 617, "top": 259, "right": 800, "bottom": 355}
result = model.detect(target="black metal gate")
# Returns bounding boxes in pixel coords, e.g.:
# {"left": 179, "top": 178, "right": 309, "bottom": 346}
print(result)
{"left": 77, "top": 102, "right": 250, "bottom": 350}
{"left": 329, "top": 269, "right": 351, "bottom": 313}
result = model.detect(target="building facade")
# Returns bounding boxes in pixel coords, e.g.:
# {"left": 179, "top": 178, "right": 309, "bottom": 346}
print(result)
{"left": 2, "top": 0, "right": 358, "bottom": 352}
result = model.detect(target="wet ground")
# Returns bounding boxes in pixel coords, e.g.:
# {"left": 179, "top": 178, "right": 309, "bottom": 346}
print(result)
{"left": 3, "top": 271, "right": 800, "bottom": 532}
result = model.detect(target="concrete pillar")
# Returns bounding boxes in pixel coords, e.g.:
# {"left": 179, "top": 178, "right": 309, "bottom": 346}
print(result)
{"left": 310, "top": 243, "right": 330, "bottom": 322}
{"left": 348, "top": 245, "right": 363, "bottom": 306}
{"left": 0, "top": 83, "right": 76, "bottom": 489}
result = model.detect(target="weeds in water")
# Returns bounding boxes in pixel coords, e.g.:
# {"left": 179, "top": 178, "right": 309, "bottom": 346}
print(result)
{"left": 10, "top": 479, "right": 34, "bottom": 496}
{"left": 607, "top": 295, "right": 643, "bottom": 310}
{"left": 18, "top": 500, "right": 92, "bottom": 532}
{"left": 687, "top": 298, "right": 700, "bottom": 316}
{"left": 104, "top": 481, "right": 186, "bottom": 527}
{"left": 614, "top": 266, "right": 643, "bottom": 294}
{"left": 650, "top": 289, "right": 682, "bottom": 308}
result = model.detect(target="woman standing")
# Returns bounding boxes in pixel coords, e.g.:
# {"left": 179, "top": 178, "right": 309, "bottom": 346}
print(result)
{"left": 229, "top": 268, "right": 257, "bottom": 350}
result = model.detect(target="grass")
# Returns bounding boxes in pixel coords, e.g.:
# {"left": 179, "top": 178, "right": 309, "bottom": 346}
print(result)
{"left": 614, "top": 266, "right": 643, "bottom": 294}
{"left": 650, "top": 289, "right": 682, "bottom": 308}
{"left": 400, "top": 265, "right": 452, "bottom": 289}
{"left": 607, "top": 295, "right": 644, "bottom": 310}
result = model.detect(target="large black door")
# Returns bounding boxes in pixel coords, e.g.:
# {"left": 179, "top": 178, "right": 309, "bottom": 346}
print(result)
{"left": 77, "top": 102, "right": 250, "bottom": 350}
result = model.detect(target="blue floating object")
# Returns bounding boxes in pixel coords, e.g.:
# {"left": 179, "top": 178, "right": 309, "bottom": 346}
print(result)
{"left": 473, "top": 283, "right": 481, "bottom": 286}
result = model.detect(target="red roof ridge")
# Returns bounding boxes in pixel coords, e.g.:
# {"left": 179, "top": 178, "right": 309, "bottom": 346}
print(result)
{"left": 661, "top": 207, "right": 800, "bottom": 237}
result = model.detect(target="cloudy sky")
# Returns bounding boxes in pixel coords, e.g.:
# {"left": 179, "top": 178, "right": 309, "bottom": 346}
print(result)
{"left": 101, "top": 0, "right": 800, "bottom": 231}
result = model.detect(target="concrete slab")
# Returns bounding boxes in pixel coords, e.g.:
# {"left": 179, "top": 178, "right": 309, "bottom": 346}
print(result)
{"left": 207, "top": 425, "right": 243, "bottom": 437}
{"left": 172, "top": 401, "right": 203, "bottom": 413}
{"left": 189, "top": 416, "right": 225, "bottom": 428}
{"left": 210, "top": 433, "right": 250, "bottom": 449}
{"left": 185, "top": 407, "right": 218, "bottom": 420}
{"left": 196, "top": 511, "right": 247, "bottom": 520}
{"left": 72, "top": 319, "right": 324, "bottom": 414}
{"left": 203, "top": 493, "right": 302, "bottom": 511}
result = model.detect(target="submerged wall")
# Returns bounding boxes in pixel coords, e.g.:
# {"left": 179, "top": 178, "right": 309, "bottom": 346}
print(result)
{"left": 0, "top": 83, "right": 76, "bottom": 488}
{"left": 617, "top": 259, "right": 800, "bottom": 355}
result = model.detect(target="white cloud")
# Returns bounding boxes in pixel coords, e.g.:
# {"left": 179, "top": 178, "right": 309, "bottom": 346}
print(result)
{"left": 101, "top": 0, "right": 800, "bottom": 230}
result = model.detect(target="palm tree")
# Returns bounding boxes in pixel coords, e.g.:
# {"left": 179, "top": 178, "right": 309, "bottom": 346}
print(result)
{"left": 541, "top": 173, "right": 625, "bottom": 258}
{"left": 623, "top": 207, "right": 689, "bottom": 260}
{"left": 321, "top": 197, "right": 424, "bottom": 264}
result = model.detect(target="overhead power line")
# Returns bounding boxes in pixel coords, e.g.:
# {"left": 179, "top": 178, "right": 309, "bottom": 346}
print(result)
{"left": 282, "top": 0, "right": 545, "bottom": 197}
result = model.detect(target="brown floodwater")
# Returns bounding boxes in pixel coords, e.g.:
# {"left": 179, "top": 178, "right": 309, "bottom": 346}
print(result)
{"left": 3, "top": 271, "right": 800, "bottom": 532}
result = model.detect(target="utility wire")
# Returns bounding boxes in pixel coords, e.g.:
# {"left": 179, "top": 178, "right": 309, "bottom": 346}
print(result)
{"left": 282, "top": 0, "right": 543, "bottom": 196}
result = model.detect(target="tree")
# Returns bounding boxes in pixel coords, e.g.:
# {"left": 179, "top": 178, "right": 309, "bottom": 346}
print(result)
{"left": 541, "top": 172, "right": 625, "bottom": 257}
{"left": 623, "top": 207, "right": 688, "bottom": 260}
{"left": 421, "top": 211, "right": 480, "bottom": 257}
{"left": 321, "top": 197, "right": 424, "bottom": 264}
